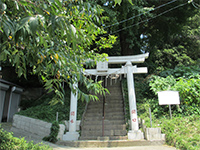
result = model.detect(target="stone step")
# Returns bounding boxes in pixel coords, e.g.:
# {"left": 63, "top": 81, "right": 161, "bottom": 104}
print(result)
{"left": 88, "top": 102, "right": 123, "bottom": 107}
{"left": 83, "top": 120, "right": 125, "bottom": 125}
{"left": 107, "top": 81, "right": 121, "bottom": 86}
{"left": 83, "top": 115, "right": 125, "bottom": 121}
{"left": 81, "top": 124, "right": 126, "bottom": 130}
{"left": 87, "top": 106, "right": 124, "bottom": 111}
{"left": 87, "top": 105, "right": 123, "bottom": 110}
{"left": 79, "top": 135, "right": 128, "bottom": 141}
{"left": 90, "top": 89, "right": 121, "bottom": 95}
{"left": 89, "top": 101, "right": 123, "bottom": 106}
{"left": 80, "top": 80, "right": 127, "bottom": 140}
{"left": 86, "top": 109, "right": 124, "bottom": 114}
{"left": 87, "top": 103, "right": 124, "bottom": 108}
{"left": 109, "top": 136, "right": 128, "bottom": 140}
{"left": 85, "top": 111, "right": 124, "bottom": 117}
{"left": 87, "top": 103, "right": 123, "bottom": 109}
{"left": 81, "top": 130, "right": 127, "bottom": 137}
{"left": 85, "top": 112, "right": 124, "bottom": 115}
{"left": 96, "top": 90, "right": 122, "bottom": 95}
{"left": 106, "top": 82, "right": 121, "bottom": 86}
{"left": 107, "top": 87, "right": 122, "bottom": 94}
{"left": 92, "top": 96, "right": 123, "bottom": 100}
{"left": 104, "top": 104, "right": 124, "bottom": 108}
{"left": 57, "top": 139, "right": 165, "bottom": 147}
{"left": 107, "top": 87, "right": 122, "bottom": 93}
{"left": 94, "top": 97, "right": 123, "bottom": 101}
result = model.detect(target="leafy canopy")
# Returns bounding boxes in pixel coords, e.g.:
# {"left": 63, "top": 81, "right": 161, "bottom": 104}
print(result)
{"left": 0, "top": 0, "right": 116, "bottom": 103}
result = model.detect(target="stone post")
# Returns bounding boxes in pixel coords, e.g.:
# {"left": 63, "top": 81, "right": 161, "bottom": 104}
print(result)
{"left": 63, "top": 83, "right": 79, "bottom": 141}
{"left": 126, "top": 61, "right": 144, "bottom": 140}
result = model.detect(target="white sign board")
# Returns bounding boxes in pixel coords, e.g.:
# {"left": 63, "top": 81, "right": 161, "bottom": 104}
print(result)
{"left": 158, "top": 91, "right": 180, "bottom": 105}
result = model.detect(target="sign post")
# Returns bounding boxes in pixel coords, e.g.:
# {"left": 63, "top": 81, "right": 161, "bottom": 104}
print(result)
{"left": 158, "top": 91, "right": 180, "bottom": 119}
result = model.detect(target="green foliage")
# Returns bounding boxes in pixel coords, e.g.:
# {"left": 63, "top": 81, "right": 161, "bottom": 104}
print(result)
{"left": 153, "top": 46, "right": 195, "bottom": 72}
{"left": 157, "top": 115, "right": 200, "bottom": 150}
{"left": 0, "top": 0, "right": 116, "bottom": 103}
{"left": 43, "top": 121, "right": 59, "bottom": 143}
{"left": 149, "top": 66, "right": 200, "bottom": 116}
{"left": 18, "top": 91, "right": 86, "bottom": 123}
{"left": 174, "top": 77, "right": 200, "bottom": 105}
{"left": 18, "top": 94, "right": 70, "bottom": 123}
{"left": 146, "top": 5, "right": 199, "bottom": 73}
{"left": 159, "top": 65, "right": 200, "bottom": 79}
{"left": 149, "top": 75, "right": 176, "bottom": 93}
{"left": 149, "top": 75, "right": 200, "bottom": 106}
{"left": 0, "top": 125, "right": 51, "bottom": 150}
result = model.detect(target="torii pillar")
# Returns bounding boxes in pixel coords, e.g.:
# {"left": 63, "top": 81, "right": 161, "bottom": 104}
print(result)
{"left": 126, "top": 61, "right": 144, "bottom": 140}
{"left": 63, "top": 83, "right": 79, "bottom": 141}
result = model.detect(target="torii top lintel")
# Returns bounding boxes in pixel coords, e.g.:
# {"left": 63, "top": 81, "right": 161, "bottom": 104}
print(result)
{"left": 84, "top": 53, "right": 149, "bottom": 76}
{"left": 107, "top": 52, "right": 149, "bottom": 64}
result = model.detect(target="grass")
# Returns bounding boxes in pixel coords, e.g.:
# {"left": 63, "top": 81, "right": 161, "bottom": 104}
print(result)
{"left": 155, "top": 115, "right": 200, "bottom": 150}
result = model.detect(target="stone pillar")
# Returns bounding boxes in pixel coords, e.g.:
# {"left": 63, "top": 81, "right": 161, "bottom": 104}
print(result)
{"left": 63, "top": 83, "right": 79, "bottom": 141}
{"left": 126, "top": 61, "right": 144, "bottom": 140}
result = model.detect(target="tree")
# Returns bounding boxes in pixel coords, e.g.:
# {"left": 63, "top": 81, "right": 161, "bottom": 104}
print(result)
{"left": 147, "top": 6, "right": 200, "bottom": 72}
{"left": 92, "top": 0, "right": 152, "bottom": 56}
{"left": 0, "top": 0, "right": 116, "bottom": 103}
{"left": 93, "top": 0, "right": 199, "bottom": 73}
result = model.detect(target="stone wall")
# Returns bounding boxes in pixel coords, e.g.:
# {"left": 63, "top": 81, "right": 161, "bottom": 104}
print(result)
{"left": 145, "top": 128, "right": 165, "bottom": 141}
{"left": 12, "top": 114, "right": 65, "bottom": 140}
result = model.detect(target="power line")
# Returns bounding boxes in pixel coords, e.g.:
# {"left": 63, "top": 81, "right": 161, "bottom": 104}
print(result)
{"left": 108, "top": 2, "right": 188, "bottom": 35}
{"left": 104, "top": 0, "right": 177, "bottom": 29}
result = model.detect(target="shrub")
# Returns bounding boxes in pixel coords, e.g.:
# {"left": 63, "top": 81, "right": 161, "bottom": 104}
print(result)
{"left": 0, "top": 125, "right": 51, "bottom": 150}
{"left": 43, "top": 121, "right": 60, "bottom": 143}
{"left": 174, "top": 77, "right": 200, "bottom": 106}
{"left": 149, "top": 75, "right": 200, "bottom": 116}
{"left": 159, "top": 65, "right": 200, "bottom": 79}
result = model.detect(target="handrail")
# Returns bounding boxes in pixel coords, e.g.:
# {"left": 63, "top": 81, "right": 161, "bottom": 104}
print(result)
{"left": 80, "top": 97, "right": 89, "bottom": 134}
{"left": 102, "top": 78, "right": 106, "bottom": 136}
{"left": 121, "top": 78, "right": 129, "bottom": 130}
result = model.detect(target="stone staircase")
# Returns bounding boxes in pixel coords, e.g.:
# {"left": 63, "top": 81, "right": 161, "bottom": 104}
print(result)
{"left": 80, "top": 80, "right": 127, "bottom": 140}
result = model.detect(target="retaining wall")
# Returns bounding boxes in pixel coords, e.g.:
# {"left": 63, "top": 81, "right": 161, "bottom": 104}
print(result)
{"left": 12, "top": 114, "right": 65, "bottom": 140}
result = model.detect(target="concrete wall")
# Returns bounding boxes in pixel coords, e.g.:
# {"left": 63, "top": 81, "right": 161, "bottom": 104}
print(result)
{"left": 0, "top": 80, "right": 23, "bottom": 123}
{"left": 0, "top": 83, "right": 9, "bottom": 123}
{"left": 12, "top": 114, "right": 65, "bottom": 140}
{"left": 7, "top": 87, "right": 23, "bottom": 122}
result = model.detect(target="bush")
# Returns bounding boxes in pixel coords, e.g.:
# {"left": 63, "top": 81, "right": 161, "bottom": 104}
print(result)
{"left": 149, "top": 74, "right": 200, "bottom": 116}
{"left": 0, "top": 125, "right": 51, "bottom": 150}
{"left": 159, "top": 65, "right": 200, "bottom": 79}
{"left": 43, "top": 121, "right": 60, "bottom": 143}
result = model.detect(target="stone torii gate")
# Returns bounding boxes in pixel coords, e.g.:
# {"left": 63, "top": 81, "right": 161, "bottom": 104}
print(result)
{"left": 63, "top": 53, "right": 149, "bottom": 141}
